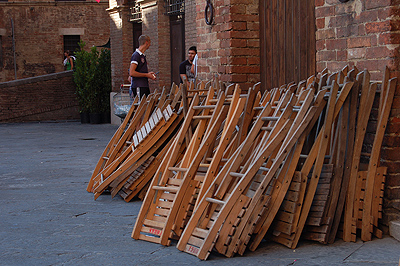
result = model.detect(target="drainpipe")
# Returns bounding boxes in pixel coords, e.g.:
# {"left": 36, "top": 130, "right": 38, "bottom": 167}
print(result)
{"left": 11, "top": 18, "right": 17, "bottom": 80}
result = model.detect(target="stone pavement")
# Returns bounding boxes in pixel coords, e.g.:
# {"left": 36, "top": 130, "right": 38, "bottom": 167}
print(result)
{"left": 1, "top": 121, "right": 399, "bottom": 266}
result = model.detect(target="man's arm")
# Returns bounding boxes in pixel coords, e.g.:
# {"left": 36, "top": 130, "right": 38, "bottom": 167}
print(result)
{"left": 180, "top": 73, "right": 188, "bottom": 82}
{"left": 130, "top": 63, "right": 156, "bottom": 80}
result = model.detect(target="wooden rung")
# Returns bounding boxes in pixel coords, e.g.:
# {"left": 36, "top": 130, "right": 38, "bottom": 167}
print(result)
{"left": 193, "top": 115, "right": 212, "bottom": 120}
{"left": 261, "top": 116, "right": 279, "bottom": 121}
{"left": 280, "top": 107, "right": 301, "bottom": 112}
{"left": 102, "top": 156, "right": 109, "bottom": 160}
{"left": 253, "top": 106, "right": 264, "bottom": 111}
{"left": 187, "top": 89, "right": 209, "bottom": 92}
{"left": 261, "top": 126, "right": 273, "bottom": 131}
{"left": 206, "top": 197, "right": 226, "bottom": 205}
{"left": 230, "top": 172, "right": 244, "bottom": 178}
{"left": 126, "top": 141, "right": 132, "bottom": 145}
{"left": 143, "top": 219, "right": 165, "bottom": 229}
{"left": 169, "top": 167, "right": 188, "bottom": 172}
{"left": 192, "top": 227, "right": 208, "bottom": 238}
{"left": 199, "top": 163, "right": 210, "bottom": 168}
{"left": 187, "top": 95, "right": 207, "bottom": 98}
{"left": 152, "top": 185, "right": 179, "bottom": 193}
{"left": 299, "top": 154, "right": 331, "bottom": 159}
{"left": 259, "top": 166, "right": 270, "bottom": 172}
{"left": 193, "top": 105, "right": 216, "bottom": 110}
{"left": 168, "top": 178, "right": 183, "bottom": 186}
{"left": 360, "top": 152, "right": 371, "bottom": 157}
{"left": 206, "top": 157, "right": 228, "bottom": 162}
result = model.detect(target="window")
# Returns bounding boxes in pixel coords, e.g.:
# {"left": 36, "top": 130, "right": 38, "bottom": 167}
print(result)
{"left": 64, "top": 35, "right": 81, "bottom": 55}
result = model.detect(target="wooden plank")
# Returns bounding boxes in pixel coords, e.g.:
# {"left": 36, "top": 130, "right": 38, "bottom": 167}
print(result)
{"left": 343, "top": 71, "right": 375, "bottom": 242}
{"left": 361, "top": 78, "right": 396, "bottom": 241}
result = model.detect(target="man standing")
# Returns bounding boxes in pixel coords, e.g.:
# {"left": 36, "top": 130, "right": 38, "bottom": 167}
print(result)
{"left": 130, "top": 35, "right": 156, "bottom": 100}
{"left": 179, "top": 46, "right": 197, "bottom": 86}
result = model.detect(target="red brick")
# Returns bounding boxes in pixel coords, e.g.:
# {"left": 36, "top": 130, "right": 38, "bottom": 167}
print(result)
{"left": 347, "top": 48, "right": 366, "bottom": 59}
{"left": 347, "top": 36, "right": 372, "bottom": 48}
{"left": 316, "top": 18, "right": 325, "bottom": 29}
{"left": 383, "top": 135, "right": 400, "bottom": 147}
{"left": 316, "top": 40, "right": 326, "bottom": 51}
{"left": 365, "top": 20, "right": 391, "bottom": 34}
{"left": 337, "top": 50, "right": 347, "bottom": 61}
{"left": 230, "top": 4, "right": 246, "bottom": 15}
{"left": 316, "top": 29, "right": 335, "bottom": 40}
{"left": 355, "top": 9, "right": 379, "bottom": 24}
{"left": 379, "top": 32, "right": 400, "bottom": 45}
{"left": 386, "top": 119, "right": 400, "bottom": 134}
{"left": 230, "top": 30, "right": 259, "bottom": 39}
{"left": 315, "top": 0, "right": 324, "bottom": 7}
{"left": 366, "top": 46, "right": 394, "bottom": 59}
{"left": 315, "top": 6, "right": 335, "bottom": 18}
{"left": 385, "top": 187, "right": 400, "bottom": 200}
{"left": 381, "top": 147, "right": 400, "bottom": 161}
{"left": 247, "top": 57, "right": 260, "bottom": 65}
{"left": 230, "top": 39, "right": 247, "bottom": 48}
{"left": 365, "top": 0, "right": 391, "bottom": 10}
{"left": 326, "top": 38, "right": 347, "bottom": 50}
{"left": 326, "top": 61, "right": 349, "bottom": 72}
{"left": 385, "top": 174, "right": 400, "bottom": 187}
{"left": 247, "top": 22, "right": 259, "bottom": 31}
{"left": 317, "top": 50, "right": 336, "bottom": 61}
{"left": 230, "top": 74, "right": 248, "bottom": 83}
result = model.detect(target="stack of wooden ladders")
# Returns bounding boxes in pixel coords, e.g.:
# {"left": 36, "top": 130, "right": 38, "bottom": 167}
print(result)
{"left": 89, "top": 66, "right": 396, "bottom": 260}
{"left": 87, "top": 83, "right": 185, "bottom": 201}
{"left": 132, "top": 83, "right": 254, "bottom": 245}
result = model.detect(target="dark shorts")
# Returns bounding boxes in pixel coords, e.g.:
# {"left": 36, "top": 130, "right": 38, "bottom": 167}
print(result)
{"left": 136, "top": 87, "right": 150, "bottom": 100}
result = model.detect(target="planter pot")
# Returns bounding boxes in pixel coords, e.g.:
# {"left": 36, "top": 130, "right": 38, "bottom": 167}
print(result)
{"left": 101, "top": 112, "right": 111, "bottom": 124}
{"left": 80, "top": 112, "right": 90, "bottom": 124}
{"left": 89, "top": 113, "right": 102, "bottom": 124}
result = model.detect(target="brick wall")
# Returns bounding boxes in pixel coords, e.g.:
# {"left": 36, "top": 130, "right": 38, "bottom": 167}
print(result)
{"left": 195, "top": 0, "right": 260, "bottom": 90}
{"left": 0, "top": 2, "right": 110, "bottom": 82}
{"left": 109, "top": 7, "right": 134, "bottom": 92}
{"left": 185, "top": 0, "right": 197, "bottom": 51}
{"left": 0, "top": 71, "right": 79, "bottom": 122}
{"left": 315, "top": 0, "right": 400, "bottom": 223}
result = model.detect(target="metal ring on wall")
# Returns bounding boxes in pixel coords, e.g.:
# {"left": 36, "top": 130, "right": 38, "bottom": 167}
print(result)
{"left": 205, "top": 0, "right": 214, "bottom": 25}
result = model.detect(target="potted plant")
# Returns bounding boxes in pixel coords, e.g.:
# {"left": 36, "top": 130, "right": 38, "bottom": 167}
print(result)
{"left": 73, "top": 42, "right": 111, "bottom": 124}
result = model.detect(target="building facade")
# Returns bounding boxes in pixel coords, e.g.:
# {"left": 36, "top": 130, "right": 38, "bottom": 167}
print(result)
{"left": 0, "top": 0, "right": 110, "bottom": 82}
{"left": 108, "top": 0, "right": 400, "bottom": 227}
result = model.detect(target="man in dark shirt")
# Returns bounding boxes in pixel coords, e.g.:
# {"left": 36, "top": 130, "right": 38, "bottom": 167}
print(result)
{"left": 179, "top": 46, "right": 197, "bottom": 86}
{"left": 129, "top": 35, "right": 156, "bottom": 100}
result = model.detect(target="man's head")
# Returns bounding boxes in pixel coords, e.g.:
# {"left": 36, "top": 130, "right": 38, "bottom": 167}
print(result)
{"left": 138, "top": 35, "right": 151, "bottom": 51}
{"left": 188, "top": 46, "right": 197, "bottom": 62}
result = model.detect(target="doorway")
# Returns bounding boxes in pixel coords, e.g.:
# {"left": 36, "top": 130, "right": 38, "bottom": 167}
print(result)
{"left": 170, "top": 16, "right": 185, "bottom": 85}
{"left": 259, "top": 0, "right": 316, "bottom": 91}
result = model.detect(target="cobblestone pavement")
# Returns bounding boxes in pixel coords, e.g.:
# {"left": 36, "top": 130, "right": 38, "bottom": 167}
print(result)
{"left": 1, "top": 122, "right": 399, "bottom": 266}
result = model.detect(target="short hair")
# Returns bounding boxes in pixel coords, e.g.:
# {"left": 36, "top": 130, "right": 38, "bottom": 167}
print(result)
{"left": 188, "top": 46, "right": 197, "bottom": 53}
{"left": 138, "top": 35, "right": 151, "bottom": 46}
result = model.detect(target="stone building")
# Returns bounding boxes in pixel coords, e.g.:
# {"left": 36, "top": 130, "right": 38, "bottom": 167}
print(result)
{"left": 0, "top": 0, "right": 110, "bottom": 82}
{"left": 109, "top": 0, "right": 399, "bottom": 229}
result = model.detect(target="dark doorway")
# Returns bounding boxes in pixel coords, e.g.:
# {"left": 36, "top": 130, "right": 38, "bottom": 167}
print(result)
{"left": 132, "top": 22, "right": 142, "bottom": 50}
{"left": 170, "top": 16, "right": 185, "bottom": 85}
{"left": 259, "top": 0, "right": 316, "bottom": 91}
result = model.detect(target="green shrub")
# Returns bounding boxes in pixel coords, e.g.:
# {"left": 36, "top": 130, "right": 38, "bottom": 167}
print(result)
{"left": 73, "top": 41, "right": 111, "bottom": 114}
